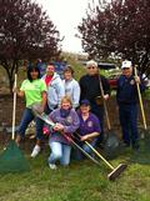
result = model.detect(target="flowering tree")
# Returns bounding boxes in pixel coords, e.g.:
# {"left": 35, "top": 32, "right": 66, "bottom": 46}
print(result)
{"left": 78, "top": 0, "right": 150, "bottom": 76}
{"left": 0, "top": 0, "right": 61, "bottom": 91}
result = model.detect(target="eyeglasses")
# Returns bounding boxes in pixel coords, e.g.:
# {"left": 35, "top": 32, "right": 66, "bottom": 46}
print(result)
{"left": 87, "top": 66, "right": 96, "bottom": 69}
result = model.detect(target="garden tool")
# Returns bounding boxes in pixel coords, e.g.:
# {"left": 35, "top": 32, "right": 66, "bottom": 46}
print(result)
{"left": 74, "top": 132, "right": 127, "bottom": 181}
{"left": 0, "top": 74, "right": 30, "bottom": 173}
{"left": 98, "top": 72, "right": 120, "bottom": 158}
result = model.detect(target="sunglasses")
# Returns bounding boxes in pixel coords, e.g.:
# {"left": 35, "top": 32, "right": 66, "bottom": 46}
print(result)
{"left": 122, "top": 67, "right": 130, "bottom": 70}
{"left": 87, "top": 66, "right": 96, "bottom": 69}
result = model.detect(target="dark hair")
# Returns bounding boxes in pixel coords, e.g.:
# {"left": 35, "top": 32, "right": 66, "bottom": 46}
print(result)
{"left": 47, "top": 62, "right": 55, "bottom": 67}
{"left": 63, "top": 65, "right": 74, "bottom": 75}
{"left": 27, "top": 65, "right": 40, "bottom": 82}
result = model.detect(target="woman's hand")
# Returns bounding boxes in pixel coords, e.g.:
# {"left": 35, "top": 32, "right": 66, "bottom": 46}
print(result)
{"left": 37, "top": 103, "right": 45, "bottom": 114}
{"left": 13, "top": 87, "right": 18, "bottom": 94}
{"left": 13, "top": 88, "right": 24, "bottom": 97}
{"left": 80, "top": 135, "right": 89, "bottom": 141}
{"left": 53, "top": 123, "right": 64, "bottom": 131}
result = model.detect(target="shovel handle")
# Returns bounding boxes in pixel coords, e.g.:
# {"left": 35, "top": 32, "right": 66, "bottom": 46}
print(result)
{"left": 12, "top": 74, "right": 17, "bottom": 140}
{"left": 134, "top": 66, "right": 147, "bottom": 130}
{"left": 98, "top": 73, "right": 111, "bottom": 130}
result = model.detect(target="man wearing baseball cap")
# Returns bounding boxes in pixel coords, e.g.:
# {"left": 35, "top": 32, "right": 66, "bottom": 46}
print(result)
{"left": 116, "top": 60, "right": 145, "bottom": 150}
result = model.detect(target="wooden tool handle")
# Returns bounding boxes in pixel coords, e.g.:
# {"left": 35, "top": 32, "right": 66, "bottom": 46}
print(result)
{"left": 85, "top": 141, "right": 114, "bottom": 170}
{"left": 134, "top": 66, "right": 147, "bottom": 130}
{"left": 98, "top": 73, "right": 111, "bottom": 130}
{"left": 12, "top": 74, "right": 17, "bottom": 140}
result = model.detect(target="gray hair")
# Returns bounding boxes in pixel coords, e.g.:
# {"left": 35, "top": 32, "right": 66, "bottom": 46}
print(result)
{"left": 86, "top": 60, "right": 98, "bottom": 68}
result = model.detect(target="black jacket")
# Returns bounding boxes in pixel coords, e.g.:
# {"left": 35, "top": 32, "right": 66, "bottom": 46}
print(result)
{"left": 79, "top": 74, "right": 110, "bottom": 103}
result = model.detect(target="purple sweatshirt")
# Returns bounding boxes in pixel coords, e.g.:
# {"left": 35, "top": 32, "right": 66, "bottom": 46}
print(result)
{"left": 49, "top": 108, "right": 80, "bottom": 145}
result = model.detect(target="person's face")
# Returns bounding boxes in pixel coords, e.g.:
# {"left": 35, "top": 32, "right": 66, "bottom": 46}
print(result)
{"left": 86, "top": 65, "right": 98, "bottom": 76}
{"left": 80, "top": 105, "right": 90, "bottom": 114}
{"left": 30, "top": 70, "right": 39, "bottom": 80}
{"left": 64, "top": 71, "right": 72, "bottom": 80}
{"left": 46, "top": 65, "right": 55, "bottom": 76}
{"left": 61, "top": 100, "right": 71, "bottom": 110}
{"left": 122, "top": 67, "right": 133, "bottom": 77}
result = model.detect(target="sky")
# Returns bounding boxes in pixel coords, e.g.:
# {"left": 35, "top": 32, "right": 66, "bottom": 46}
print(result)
{"left": 35, "top": 0, "right": 96, "bottom": 53}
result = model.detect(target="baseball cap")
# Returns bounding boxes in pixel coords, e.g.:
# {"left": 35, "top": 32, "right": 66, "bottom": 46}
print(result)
{"left": 80, "top": 99, "right": 90, "bottom": 106}
{"left": 121, "top": 60, "right": 132, "bottom": 69}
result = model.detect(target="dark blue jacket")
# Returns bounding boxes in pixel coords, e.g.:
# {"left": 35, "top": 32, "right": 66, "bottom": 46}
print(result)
{"left": 117, "top": 74, "right": 145, "bottom": 105}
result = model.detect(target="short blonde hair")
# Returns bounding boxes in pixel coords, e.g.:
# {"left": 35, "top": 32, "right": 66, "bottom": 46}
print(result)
{"left": 86, "top": 60, "right": 98, "bottom": 68}
{"left": 60, "top": 95, "right": 73, "bottom": 106}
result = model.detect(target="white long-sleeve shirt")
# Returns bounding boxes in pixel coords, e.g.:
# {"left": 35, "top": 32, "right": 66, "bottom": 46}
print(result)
{"left": 63, "top": 78, "right": 81, "bottom": 108}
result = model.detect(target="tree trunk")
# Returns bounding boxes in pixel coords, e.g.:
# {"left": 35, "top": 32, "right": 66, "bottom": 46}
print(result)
{"left": 1, "top": 60, "right": 18, "bottom": 94}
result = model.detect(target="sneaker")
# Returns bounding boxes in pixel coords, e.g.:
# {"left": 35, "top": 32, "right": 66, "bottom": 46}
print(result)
{"left": 49, "top": 163, "right": 57, "bottom": 170}
{"left": 31, "top": 145, "right": 41, "bottom": 158}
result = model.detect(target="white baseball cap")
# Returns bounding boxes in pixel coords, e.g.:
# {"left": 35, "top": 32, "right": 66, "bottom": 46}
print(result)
{"left": 121, "top": 60, "right": 132, "bottom": 69}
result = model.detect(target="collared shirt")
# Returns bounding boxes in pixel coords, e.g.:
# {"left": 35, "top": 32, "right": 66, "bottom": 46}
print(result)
{"left": 117, "top": 74, "right": 145, "bottom": 104}
{"left": 78, "top": 111, "right": 101, "bottom": 136}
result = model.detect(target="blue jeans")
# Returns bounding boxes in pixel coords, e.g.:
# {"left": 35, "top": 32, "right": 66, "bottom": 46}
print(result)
{"left": 18, "top": 108, "right": 44, "bottom": 140}
{"left": 73, "top": 138, "right": 97, "bottom": 160}
{"left": 82, "top": 138, "right": 97, "bottom": 153}
{"left": 119, "top": 104, "right": 139, "bottom": 146}
{"left": 91, "top": 103, "right": 104, "bottom": 144}
{"left": 48, "top": 141, "right": 72, "bottom": 166}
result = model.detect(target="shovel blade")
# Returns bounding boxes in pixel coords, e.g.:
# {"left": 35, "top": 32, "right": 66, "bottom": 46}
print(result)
{"left": 104, "top": 130, "right": 120, "bottom": 158}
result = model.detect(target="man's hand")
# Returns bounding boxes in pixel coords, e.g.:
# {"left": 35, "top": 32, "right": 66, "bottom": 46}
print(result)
{"left": 103, "top": 94, "right": 109, "bottom": 101}
{"left": 134, "top": 76, "right": 141, "bottom": 84}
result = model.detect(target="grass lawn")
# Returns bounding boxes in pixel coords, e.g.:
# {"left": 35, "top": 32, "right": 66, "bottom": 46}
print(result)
{"left": 144, "top": 88, "right": 150, "bottom": 100}
{"left": 0, "top": 144, "right": 150, "bottom": 201}
{"left": 0, "top": 59, "right": 150, "bottom": 201}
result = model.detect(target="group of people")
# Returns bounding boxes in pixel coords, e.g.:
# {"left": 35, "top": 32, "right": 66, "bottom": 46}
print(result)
{"left": 14, "top": 59, "right": 144, "bottom": 169}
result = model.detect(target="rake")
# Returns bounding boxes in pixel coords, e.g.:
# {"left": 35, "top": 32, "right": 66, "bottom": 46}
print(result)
{"left": 0, "top": 74, "right": 30, "bottom": 173}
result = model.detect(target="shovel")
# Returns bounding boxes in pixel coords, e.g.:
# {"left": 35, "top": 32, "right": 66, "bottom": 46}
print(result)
{"left": 98, "top": 73, "right": 120, "bottom": 158}
{"left": 134, "top": 66, "right": 150, "bottom": 147}
{"left": 0, "top": 74, "right": 30, "bottom": 173}
{"left": 134, "top": 66, "right": 147, "bottom": 132}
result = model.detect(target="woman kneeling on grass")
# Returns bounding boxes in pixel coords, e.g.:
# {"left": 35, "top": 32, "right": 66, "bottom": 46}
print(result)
{"left": 15, "top": 65, "right": 47, "bottom": 158}
{"left": 47, "top": 95, "right": 80, "bottom": 169}
{"left": 74, "top": 99, "right": 101, "bottom": 160}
